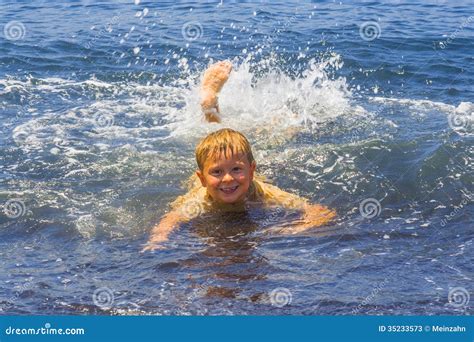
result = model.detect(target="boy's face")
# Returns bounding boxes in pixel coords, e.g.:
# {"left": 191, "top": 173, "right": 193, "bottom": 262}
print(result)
{"left": 196, "top": 152, "right": 256, "bottom": 204}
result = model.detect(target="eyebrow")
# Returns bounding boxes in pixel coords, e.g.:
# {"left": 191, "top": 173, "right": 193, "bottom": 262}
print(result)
{"left": 207, "top": 160, "right": 245, "bottom": 170}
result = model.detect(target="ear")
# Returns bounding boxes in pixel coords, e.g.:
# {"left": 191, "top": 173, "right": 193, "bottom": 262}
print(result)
{"left": 196, "top": 170, "right": 206, "bottom": 187}
{"left": 249, "top": 161, "right": 256, "bottom": 180}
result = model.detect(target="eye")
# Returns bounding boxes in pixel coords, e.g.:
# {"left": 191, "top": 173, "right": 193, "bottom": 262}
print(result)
{"left": 232, "top": 167, "right": 242, "bottom": 172}
{"left": 210, "top": 169, "right": 222, "bottom": 176}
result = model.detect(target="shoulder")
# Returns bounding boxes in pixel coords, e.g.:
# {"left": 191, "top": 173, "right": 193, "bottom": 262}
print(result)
{"left": 253, "top": 179, "right": 307, "bottom": 209}
{"left": 170, "top": 181, "right": 210, "bottom": 219}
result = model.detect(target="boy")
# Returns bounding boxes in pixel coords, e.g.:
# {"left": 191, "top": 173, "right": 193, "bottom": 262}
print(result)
{"left": 143, "top": 62, "right": 335, "bottom": 251}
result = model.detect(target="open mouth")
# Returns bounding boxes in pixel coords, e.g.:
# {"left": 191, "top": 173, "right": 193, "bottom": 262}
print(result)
{"left": 220, "top": 185, "right": 239, "bottom": 194}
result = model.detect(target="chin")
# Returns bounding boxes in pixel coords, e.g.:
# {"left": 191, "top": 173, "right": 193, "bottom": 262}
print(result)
{"left": 219, "top": 195, "right": 241, "bottom": 204}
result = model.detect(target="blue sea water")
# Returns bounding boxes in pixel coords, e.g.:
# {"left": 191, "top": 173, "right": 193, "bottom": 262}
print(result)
{"left": 0, "top": 0, "right": 472, "bottom": 315}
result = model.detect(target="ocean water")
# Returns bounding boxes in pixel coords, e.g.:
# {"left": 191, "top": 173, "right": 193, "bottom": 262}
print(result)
{"left": 0, "top": 0, "right": 472, "bottom": 315}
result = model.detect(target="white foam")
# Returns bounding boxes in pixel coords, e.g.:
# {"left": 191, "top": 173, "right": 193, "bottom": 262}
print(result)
{"left": 164, "top": 54, "right": 356, "bottom": 139}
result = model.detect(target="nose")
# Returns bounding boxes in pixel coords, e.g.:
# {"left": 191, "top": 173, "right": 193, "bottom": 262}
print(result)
{"left": 222, "top": 172, "right": 234, "bottom": 183}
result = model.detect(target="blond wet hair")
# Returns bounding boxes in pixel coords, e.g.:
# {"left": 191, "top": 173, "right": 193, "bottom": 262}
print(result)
{"left": 195, "top": 128, "right": 255, "bottom": 171}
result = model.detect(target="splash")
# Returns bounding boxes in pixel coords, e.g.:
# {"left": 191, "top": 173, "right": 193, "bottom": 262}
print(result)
{"left": 164, "top": 53, "right": 357, "bottom": 140}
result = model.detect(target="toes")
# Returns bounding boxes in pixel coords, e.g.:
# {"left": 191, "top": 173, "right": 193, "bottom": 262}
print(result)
{"left": 220, "top": 61, "right": 233, "bottom": 71}
{"left": 212, "top": 61, "right": 233, "bottom": 73}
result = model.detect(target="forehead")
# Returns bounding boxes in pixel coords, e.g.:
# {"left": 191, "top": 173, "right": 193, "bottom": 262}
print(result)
{"left": 204, "top": 152, "right": 248, "bottom": 169}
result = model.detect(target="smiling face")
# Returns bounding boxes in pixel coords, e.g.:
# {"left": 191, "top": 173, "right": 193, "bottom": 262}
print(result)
{"left": 196, "top": 152, "right": 256, "bottom": 205}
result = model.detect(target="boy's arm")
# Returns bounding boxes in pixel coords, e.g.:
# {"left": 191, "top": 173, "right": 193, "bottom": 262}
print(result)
{"left": 262, "top": 183, "right": 336, "bottom": 234}
{"left": 278, "top": 203, "right": 336, "bottom": 234}
{"left": 142, "top": 211, "right": 184, "bottom": 251}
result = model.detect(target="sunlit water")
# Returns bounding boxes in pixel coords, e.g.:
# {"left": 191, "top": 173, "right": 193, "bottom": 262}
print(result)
{"left": 0, "top": 1, "right": 472, "bottom": 315}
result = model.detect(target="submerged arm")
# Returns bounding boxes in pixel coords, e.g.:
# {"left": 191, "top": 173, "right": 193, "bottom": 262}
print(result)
{"left": 262, "top": 183, "right": 336, "bottom": 234}
{"left": 142, "top": 211, "right": 184, "bottom": 251}
{"left": 278, "top": 203, "right": 336, "bottom": 235}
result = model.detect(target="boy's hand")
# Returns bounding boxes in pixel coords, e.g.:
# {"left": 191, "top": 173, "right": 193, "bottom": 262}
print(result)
{"left": 141, "top": 234, "right": 168, "bottom": 252}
